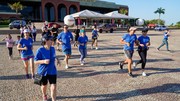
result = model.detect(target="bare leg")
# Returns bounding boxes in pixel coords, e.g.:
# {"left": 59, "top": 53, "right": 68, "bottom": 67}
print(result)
{"left": 23, "top": 61, "right": 29, "bottom": 74}
{"left": 41, "top": 85, "right": 47, "bottom": 100}
{"left": 127, "top": 58, "right": 132, "bottom": 73}
{"left": 50, "top": 84, "right": 56, "bottom": 101}
{"left": 30, "top": 58, "right": 35, "bottom": 77}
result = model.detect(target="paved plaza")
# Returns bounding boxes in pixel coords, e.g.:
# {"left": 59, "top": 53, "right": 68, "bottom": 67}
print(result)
{"left": 0, "top": 29, "right": 180, "bottom": 101}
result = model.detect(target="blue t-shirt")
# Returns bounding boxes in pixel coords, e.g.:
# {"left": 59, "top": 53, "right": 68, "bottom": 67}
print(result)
{"left": 122, "top": 33, "right": 137, "bottom": 51}
{"left": 57, "top": 31, "right": 73, "bottom": 51}
{"left": 19, "top": 38, "right": 33, "bottom": 56}
{"left": 34, "top": 46, "right": 57, "bottom": 76}
{"left": 164, "top": 32, "right": 169, "bottom": 40}
{"left": 78, "top": 35, "right": 88, "bottom": 49}
{"left": 92, "top": 30, "right": 98, "bottom": 38}
{"left": 138, "top": 35, "right": 150, "bottom": 50}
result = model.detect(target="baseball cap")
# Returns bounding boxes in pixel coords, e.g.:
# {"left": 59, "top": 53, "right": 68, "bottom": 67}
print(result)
{"left": 24, "top": 29, "right": 30, "bottom": 33}
{"left": 129, "top": 27, "right": 137, "bottom": 31}
{"left": 142, "top": 28, "right": 148, "bottom": 32}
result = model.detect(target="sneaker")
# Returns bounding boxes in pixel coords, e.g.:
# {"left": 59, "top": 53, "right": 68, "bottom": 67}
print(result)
{"left": 133, "top": 62, "right": 137, "bottom": 69}
{"left": 31, "top": 75, "right": 35, "bottom": 79}
{"left": 80, "top": 61, "right": 84, "bottom": 65}
{"left": 81, "top": 63, "right": 84, "bottom": 66}
{"left": 26, "top": 74, "right": 30, "bottom": 79}
{"left": 91, "top": 46, "right": 93, "bottom": 49}
{"left": 119, "top": 62, "right": 123, "bottom": 69}
{"left": 43, "top": 95, "right": 47, "bottom": 101}
{"left": 157, "top": 48, "right": 160, "bottom": 51}
{"left": 65, "top": 65, "right": 69, "bottom": 69}
{"left": 96, "top": 47, "right": 98, "bottom": 50}
{"left": 128, "top": 72, "right": 134, "bottom": 77}
{"left": 142, "top": 72, "right": 147, "bottom": 76}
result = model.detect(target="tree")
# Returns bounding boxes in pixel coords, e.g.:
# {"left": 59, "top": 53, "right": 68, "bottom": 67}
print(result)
{"left": 119, "top": 9, "right": 128, "bottom": 27}
{"left": 119, "top": 9, "right": 128, "bottom": 15}
{"left": 8, "top": 2, "right": 25, "bottom": 14}
{"left": 154, "top": 7, "right": 165, "bottom": 25}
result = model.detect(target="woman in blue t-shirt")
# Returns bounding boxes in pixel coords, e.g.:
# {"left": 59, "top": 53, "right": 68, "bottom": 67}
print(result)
{"left": 17, "top": 29, "right": 34, "bottom": 79}
{"left": 34, "top": 34, "right": 60, "bottom": 101}
{"left": 120, "top": 27, "right": 139, "bottom": 77}
{"left": 78, "top": 29, "right": 88, "bottom": 65}
{"left": 133, "top": 28, "right": 151, "bottom": 76}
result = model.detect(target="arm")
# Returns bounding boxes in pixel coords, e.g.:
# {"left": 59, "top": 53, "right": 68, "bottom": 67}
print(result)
{"left": 120, "top": 38, "right": 130, "bottom": 46}
{"left": 17, "top": 44, "right": 27, "bottom": 51}
{"left": 34, "top": 60, "right": 49, "bottom": 65}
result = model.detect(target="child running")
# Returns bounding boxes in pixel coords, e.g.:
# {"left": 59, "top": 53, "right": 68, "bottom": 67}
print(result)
{"left": 15, "top": 35, "right": 21, "bottom": 55}
{"left": 78, "top": 29, "right": 88, "bottom": 65}
{"left": 91, "top": 26, "right": 99, "bottom": 50}
{"left": 2, "top": 34, "right": 14, "bottom": 60}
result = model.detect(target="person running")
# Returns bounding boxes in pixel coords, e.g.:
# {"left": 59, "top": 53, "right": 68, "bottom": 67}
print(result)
{"left": 2, "top": 34, "right": 14, "bottom": 60}
{"left": 73, "top": 25, "right": 80, "bottom": 47}
{"left": 119, "top": 27, "right": 139, "bottom": 77}
{"left": 34, "top": 34, "right": 59, "bottom": 101}
{"left": 78, "top": 29, "right": 88, "bottom": 65}
{"left": 133, "top": 28, "right": 151, "bottom": 76}
{"left": 57, "top": 25, "right": 73, "bottom": 69}
{"left": 91, "top": 26, "right": 99, "bottom": 50}
{"left": 15, "top": 35, "right": 21, "bottom": 55}
{"left": 157, "top": 29, "right": 170, "bottom": 51}
{"left": 50, "top": 24, "right": 59, "bottom": 49}
{"left": 17, "top": 29, "right": 35, "bottom": 79}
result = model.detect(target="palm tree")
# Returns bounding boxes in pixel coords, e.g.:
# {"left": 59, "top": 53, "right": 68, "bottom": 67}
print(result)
{"left": 154, "top": 7, "right": 165, "bottom": 25}
{"left": 119, "top": 9, "right": 128, "bottom": 27}
{"left": 8, "top": 2, "right": 25, "bottom": 14}
{"left": 119, "top": 9, "right": 128, "bottom": 15}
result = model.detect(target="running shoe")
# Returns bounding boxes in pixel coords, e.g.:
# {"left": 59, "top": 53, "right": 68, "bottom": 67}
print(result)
{"left": 91, "top": 46, "right": 93, "bottom": 49}
{"left": 65, "top": 65, "right": 69, "bottom": 69}
{"left": 96, "top": 47, "right": 98, "bottom": 50}
{"left": 26, "top": 74, "right": 30, "bottom": 79}
{"left": 133, "top": 62, "right": 137, "bottom": 69}
{"left": 31, "top": 75, "right": 35, "bottom": 79}
{"left": 43, "top": 95, "right": 47, "bottom": 101}
{"left": 142, "top": 72, "right": 147, "bottom": 76}
{"left": 119, "top": 62, "right": 123, "bottom": 69}
{"left": 128, "top": 72, "right": 134, "bottom": 77}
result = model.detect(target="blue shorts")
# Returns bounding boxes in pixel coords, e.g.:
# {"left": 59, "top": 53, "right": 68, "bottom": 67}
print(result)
{"left": 21, "top": 53, "right": 34, "bottom": 61}
{"left": 63, "top": 49, "right": 72, "bottom": 55}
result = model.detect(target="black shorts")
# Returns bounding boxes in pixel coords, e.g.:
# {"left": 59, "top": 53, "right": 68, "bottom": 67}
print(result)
{"left": 41, "top": 75, "right": 57, "bottom": 85}
{"left": 92, "top": 37, "right": 98, "bottom": 41}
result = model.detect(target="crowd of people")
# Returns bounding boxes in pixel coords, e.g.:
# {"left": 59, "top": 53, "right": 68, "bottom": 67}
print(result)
{"left": 2, "top": 21, "right": 171, "bottom": 101}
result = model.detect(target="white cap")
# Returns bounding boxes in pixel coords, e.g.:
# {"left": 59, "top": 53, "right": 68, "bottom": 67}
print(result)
{"left": 24, "top": 29, "right": 30, "bottom": 33}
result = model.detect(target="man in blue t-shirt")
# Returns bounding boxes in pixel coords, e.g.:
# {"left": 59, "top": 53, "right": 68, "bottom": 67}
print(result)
{"left": 57, "top": 25, "right": 73, "bottom": 69}
{"left": 157, "top": 29, "right": 170, "bottom": 51}
{"left": 119, "top": 27, "right": 139, "bottom": 77}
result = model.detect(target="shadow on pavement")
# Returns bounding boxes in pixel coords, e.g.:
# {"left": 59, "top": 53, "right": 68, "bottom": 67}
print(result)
{"left": 0, "top": 74, "right": 27, "bottom": 80}
{"left": 57, "top": 83, "right": 180, "bottom": 100}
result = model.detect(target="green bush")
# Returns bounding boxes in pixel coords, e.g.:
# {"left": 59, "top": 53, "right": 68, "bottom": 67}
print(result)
{"left": 0, "top": 19, "right": 10, "bottom": 25}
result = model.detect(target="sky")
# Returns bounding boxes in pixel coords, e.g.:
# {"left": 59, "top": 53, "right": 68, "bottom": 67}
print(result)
{"left": 103, "top": 0, "right": 180, "bottom": 25}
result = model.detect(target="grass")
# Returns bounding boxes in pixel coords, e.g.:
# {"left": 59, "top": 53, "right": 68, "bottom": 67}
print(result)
{"left": 0, "top": 25, "right": 8, "bottom": 28}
